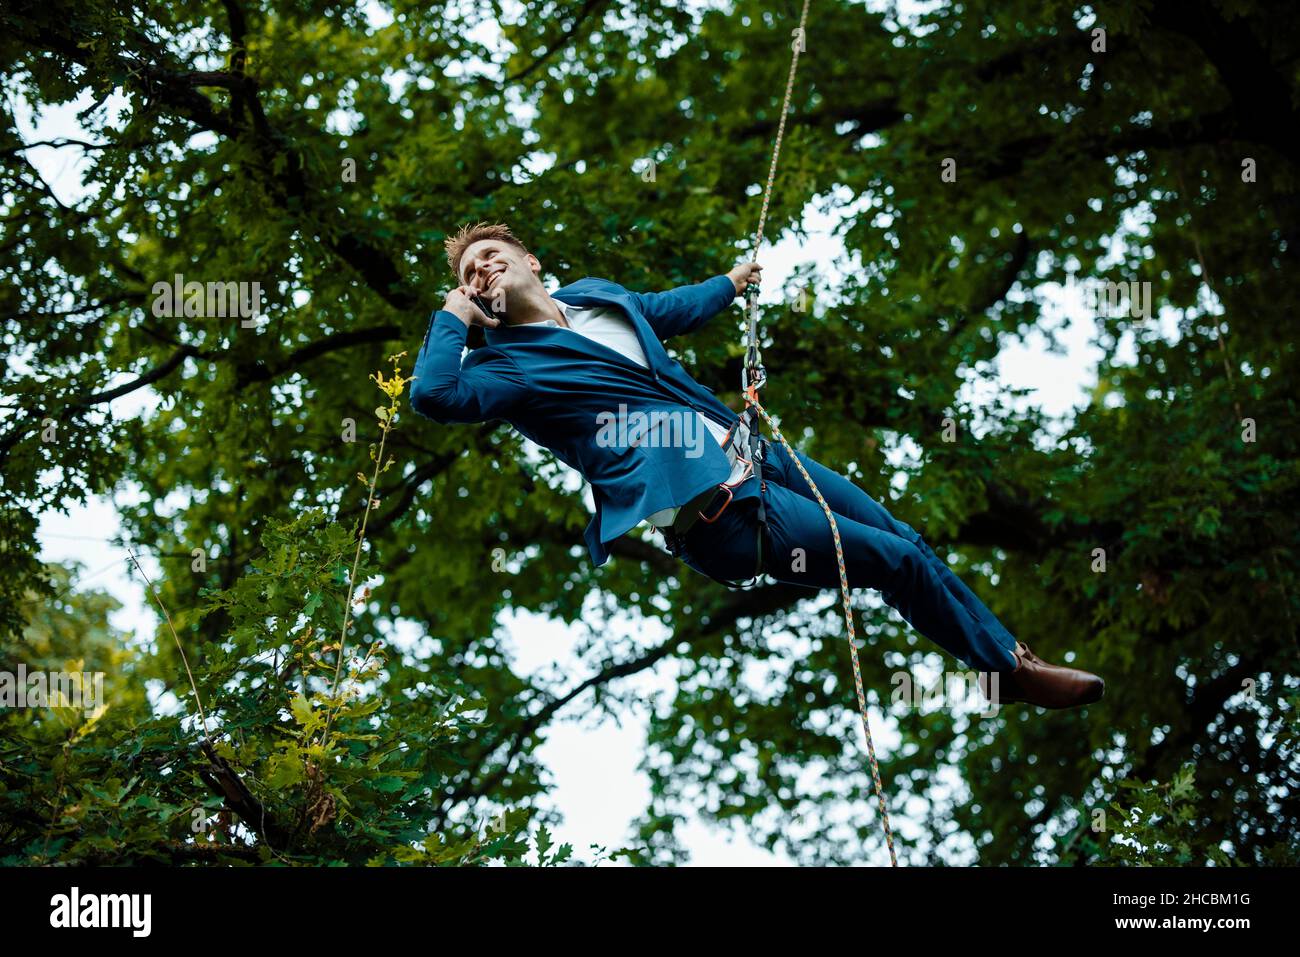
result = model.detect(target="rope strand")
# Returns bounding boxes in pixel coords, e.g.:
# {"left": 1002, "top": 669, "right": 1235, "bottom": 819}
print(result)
{"left": 742, "top": 0, "right": 898, "bottom": 866}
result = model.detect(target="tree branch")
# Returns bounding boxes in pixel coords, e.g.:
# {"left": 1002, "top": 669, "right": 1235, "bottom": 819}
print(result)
{"left": 504, "top": 0, "right": 612, "bottom": 83}
{"left": 433, "top": 577, "right": 812, "bottom": 826}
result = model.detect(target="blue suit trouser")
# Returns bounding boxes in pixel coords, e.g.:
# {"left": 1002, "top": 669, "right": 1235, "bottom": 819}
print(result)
{"left": 675, "top": 438, "right": 1020, "bottom": 673}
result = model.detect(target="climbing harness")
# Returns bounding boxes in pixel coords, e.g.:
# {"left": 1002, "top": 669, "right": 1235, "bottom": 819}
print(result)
{"left": 733, "top": 0, "right": 899, "bottom": 866}
{"left": 661, "top": 419, "right": 754, "bottom": 535}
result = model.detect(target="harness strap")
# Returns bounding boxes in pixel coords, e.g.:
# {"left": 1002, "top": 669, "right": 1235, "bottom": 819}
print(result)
{"left": 745, "top": 404, "right": 768, "bottom": 578}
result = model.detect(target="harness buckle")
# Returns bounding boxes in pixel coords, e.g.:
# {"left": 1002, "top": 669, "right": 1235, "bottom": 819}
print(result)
{"left": 697, "top": 484, "right": 734, "bottom": 523}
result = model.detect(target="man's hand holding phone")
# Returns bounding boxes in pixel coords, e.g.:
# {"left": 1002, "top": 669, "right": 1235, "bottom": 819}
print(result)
{"left": 443, "top": 283, "right": 502, "bottom": 329}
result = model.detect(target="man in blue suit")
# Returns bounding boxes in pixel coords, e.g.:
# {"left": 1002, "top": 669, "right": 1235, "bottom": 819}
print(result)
{"left": 410, "top": 223, "right": 1104, "bottom": 710}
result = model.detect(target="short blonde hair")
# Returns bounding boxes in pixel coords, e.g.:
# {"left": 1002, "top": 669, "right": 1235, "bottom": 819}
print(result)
{"left": 444, "top": 222, "right": 531, "bottom": 282}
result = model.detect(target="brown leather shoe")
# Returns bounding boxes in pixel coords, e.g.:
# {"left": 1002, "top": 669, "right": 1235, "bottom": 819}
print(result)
{"left": 979, "top": 642, "right": 1104, "bottom": 710}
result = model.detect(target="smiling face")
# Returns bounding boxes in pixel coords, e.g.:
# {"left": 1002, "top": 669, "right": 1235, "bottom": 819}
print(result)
{"left": 457, "top": 238, "right": 543, "bottom": 314}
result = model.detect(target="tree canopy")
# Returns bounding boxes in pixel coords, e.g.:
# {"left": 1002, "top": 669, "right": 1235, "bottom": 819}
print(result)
{"left": 1, "top": 0, "right": 1296, "bottom": 865}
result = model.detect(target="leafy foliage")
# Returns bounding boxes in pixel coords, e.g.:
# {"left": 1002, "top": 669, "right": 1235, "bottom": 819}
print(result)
{"left": 3, "top": 362, "right": 588, "bottom": 864}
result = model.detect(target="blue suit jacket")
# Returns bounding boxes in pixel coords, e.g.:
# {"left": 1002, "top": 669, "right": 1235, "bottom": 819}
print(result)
{"left": 409, "top": 274, "right": 760, "bottom": 566}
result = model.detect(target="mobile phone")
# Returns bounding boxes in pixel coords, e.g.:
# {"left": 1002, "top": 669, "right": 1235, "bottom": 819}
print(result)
{"left": 470, "top": 293, "right": 501, "bottom": 321}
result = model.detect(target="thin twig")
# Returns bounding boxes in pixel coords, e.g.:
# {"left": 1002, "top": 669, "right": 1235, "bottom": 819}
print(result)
{"left": 127, "top": 548, "right": 212, "bottom": 742}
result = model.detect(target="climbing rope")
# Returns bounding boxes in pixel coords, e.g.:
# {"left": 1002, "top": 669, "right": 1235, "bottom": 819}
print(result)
{"left": 740, "top": 0, "right": 899, "bottom": 866}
